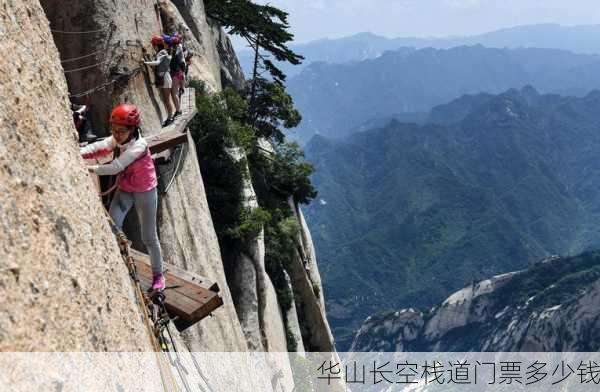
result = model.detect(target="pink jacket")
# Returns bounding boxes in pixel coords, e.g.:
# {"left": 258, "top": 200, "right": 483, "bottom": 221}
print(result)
{"left": 81, "top": 135, "right": 157, "bottom": 193}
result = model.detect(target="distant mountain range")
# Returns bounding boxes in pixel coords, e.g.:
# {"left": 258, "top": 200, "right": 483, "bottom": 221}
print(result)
{"left": 351, "top": 251, "right": 600, "bottom": 352}
{"left": 287, "top": 45, "right": 600, "bottom": 144}
{"left": 304, "top": 87, "right": 600, "bottom": 350}
{"left": 238, "top": 24, "right": 600, "bottom": 78}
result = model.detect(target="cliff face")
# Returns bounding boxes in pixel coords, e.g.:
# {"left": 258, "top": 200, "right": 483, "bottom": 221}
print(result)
{"left": 351, "top": 252, "right": 600, "bottom": 352}
{"left": 0, "top": 0, "right": 150, "bottom": 352}
{"left": 2, "top": 1, "right": 335, "bottom": 391}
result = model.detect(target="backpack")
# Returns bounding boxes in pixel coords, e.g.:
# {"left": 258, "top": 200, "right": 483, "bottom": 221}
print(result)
{"left": 169, "top": 45, "right": 186, "bottom": 74}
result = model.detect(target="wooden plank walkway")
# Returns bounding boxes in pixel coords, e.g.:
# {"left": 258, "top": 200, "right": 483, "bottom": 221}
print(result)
{"left": 163, "top": 87, "right": 197, "bottom": 134}
{"left": 130, "top": 248, "right": 223, "bottom": 331}
{"left": 146, "top": 87, "right": 196, "bottom": 157}
{"left": 147, "top": 130, "right": 188, "bottom": 155}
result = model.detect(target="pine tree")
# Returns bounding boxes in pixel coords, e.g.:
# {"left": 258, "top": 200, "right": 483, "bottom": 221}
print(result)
{"left": 204, "top": 0, "right": 303, "bottom": 125}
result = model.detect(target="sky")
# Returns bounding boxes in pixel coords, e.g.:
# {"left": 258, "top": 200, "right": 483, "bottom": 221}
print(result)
{"left": 232, "top": 0, "right": 600, "bottom": 48}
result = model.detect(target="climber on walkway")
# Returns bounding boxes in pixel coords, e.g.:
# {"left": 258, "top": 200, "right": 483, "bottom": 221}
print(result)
{"left": 70, "top": 96, "right": 97, "bottom": 143}
{"left": 80, "top": 104, "right": 165, "bottom": 291}
{"left": 143, "top": 35, "right": 174, "bottom": 127}
{"left": 168, "top": 33, "right": 186, "bottom": 113}
{"left": 184, "top": 47, "right": 193, "bottom": 79}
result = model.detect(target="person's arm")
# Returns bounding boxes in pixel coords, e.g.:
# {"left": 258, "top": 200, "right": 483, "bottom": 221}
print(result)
{"left": 80, "top": 136, "right": 115, "bottom": 160}
{"left": 93, "top": 138, "right": 148, "bottom": 176}
{"left": 144, "top": 50, "right": 169, "bottom": 67}
{"left": 144, "top": 58, "right": 160, "bottom": 66}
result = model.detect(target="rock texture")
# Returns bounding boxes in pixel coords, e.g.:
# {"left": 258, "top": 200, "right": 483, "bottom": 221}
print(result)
{"left": 226, "top": 150, "right": 294, "bottom": 390}
{"left": 284, "top": 270, "right": 306, "bottom": 354}
{"left": 2, "top": 1, "right": 338, "bottom": 390}
{"left": 0, "top": 0, "right": 150, "bottom": 352}
{"left": 40, "top": 0, "right": 230, "bottom": 136}
{"left": 351, "top": 252, "right": 600, "bottom": 352}
{"left": 288, "top": 199, "right": 336, "bottom": 352}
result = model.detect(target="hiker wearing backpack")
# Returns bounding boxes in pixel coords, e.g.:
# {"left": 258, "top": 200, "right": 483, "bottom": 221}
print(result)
{"left": 143, "top": 35, "right": 174, "bottom": 127}
{"left": 80, "top": 104, "right": 166, "bottom": 292}
{"left": 168, "top": 33, "right": 186, "bottom": 118}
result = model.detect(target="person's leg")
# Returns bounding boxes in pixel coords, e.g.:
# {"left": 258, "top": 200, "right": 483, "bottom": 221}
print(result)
{"left": 133, "top": 188, "right": 163, "bottom": 275}
{"left": 161, "top": 88, "right": 173, "bottom": 120}
{"left": 170, "top": 77, "right": 181, "bottom": 113}
{"left": 163, "top": 72, "right": 174, "bottom": 121}
{"left": 108, "top": 190, "right": 135, "bottom": 230}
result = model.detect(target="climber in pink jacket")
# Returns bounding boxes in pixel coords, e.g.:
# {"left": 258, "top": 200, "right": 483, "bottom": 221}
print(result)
{"left": 80, "top": 103, "right": 165, "bottom": 291}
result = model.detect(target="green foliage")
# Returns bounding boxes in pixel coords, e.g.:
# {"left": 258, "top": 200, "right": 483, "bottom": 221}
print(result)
{"left": 188, "top": 79, "right": 207, "bottom": 95}
{"left": 263, "top": 211, "right": 303, "bottom": 351}
{"left": 312, "top": 283, "right": 321, "bottom": 299}
{"left": 188, "top": 72, "right": 316, "bottom": 353}
{"left": 188, "top": 84, "right": 253, "bottom": 249}
{"left": 490, "top": 252, "right": 600, "bottom": 313}
{"left": 204, "top": 0, "right": 303, "bottom": 79}
{"left": 204, "top": 0, "right": 303, "bottom": 145}
{"left": 190, "top": 86, "right": 255, "bottom": 151}
{"left": 264, "top": 215, "right": 299, "bottom": 307}
{"left": 272, "top": 142, "right": 316, "bottom": 205}
{"left": 246, "top": 78, "right": 301, "bottom": 143}
{"left": 249, "top": 142, "right": 317, "bottom": 208}
{"left": 303, "top": 89, "right": 600, "bottom": 349}
{"left": 227, "top": 207, "right": 271, "bottom": 243}
{"left": 286, "top": 329, "right": 298, "bottom": 352}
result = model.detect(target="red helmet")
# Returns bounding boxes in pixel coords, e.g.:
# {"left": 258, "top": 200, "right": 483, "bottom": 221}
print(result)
{"left": 170, "top": 35, "right": 182, "bottom": 45}
{"left": 150, "top": 35, "right": 164, "bottom": 46}
{"left": 110, "top": 104, "right": 140, "bottom": 127}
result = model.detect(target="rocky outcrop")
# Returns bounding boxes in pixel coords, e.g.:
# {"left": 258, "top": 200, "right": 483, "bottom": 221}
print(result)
{"left": 0, "top": 0, "right": 150, "bottom": 352}
{"left": 41, "top": 0, "right": 256, "bottom": 359}
{"left": 351, "top": 252, "right": 600, "bottom": 352}
{"left": 2, "top": 1, "right": 338, "bottom": 390}
{"left": 225, "top": 149, "right": 294, "bottom": 389}
{"left": 284, "top": 270, "right": 306, "bottom": 354}
{"left": 40, "top": 0, "right": 229, "bottom": 136}
{"left": 288, "top": 198, "right": 336, "bottom": 352}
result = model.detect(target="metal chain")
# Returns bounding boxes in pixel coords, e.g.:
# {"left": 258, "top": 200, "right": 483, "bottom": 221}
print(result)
{"left": 61, "top": 49, "right": 106, "bottom": 64}
{"left": 109, "top": 215, "right": 182, "bottom": 354}
{"left": 69, "top": 66, "right": 143, "bottom": 98}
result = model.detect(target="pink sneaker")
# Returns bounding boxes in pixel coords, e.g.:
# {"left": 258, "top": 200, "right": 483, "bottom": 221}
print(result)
{"left": 151, "top": 272, "right": 165, "bottom": 291}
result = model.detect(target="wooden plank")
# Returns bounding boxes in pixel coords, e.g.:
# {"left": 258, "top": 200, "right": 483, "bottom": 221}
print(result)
{"left": 137, "top": 265, "right": 222, "bottom": 323}
{"left": 136, "top": 260, "right": 216, "bottom": 306}
{"left": 137, "top": 274, "right": 200, "bottom": 317}
{"left": 160, "top": 88, "right": 198, "bottom": 135}
{"left": 130, "top": 249, "right": 224, "bottom": 329}
{"left": 147, "top": 131, "right": 188, "bottom": 155}
{"left": 130, "top": 249, "right": 219, "bottom": 292}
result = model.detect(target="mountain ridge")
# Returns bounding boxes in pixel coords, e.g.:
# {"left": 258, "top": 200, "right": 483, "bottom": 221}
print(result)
{"left": 238, "top": 23, "right": 600, "bottom": 77}
{"left": 351, "top": 251, "right": 600, "bottom": 352}
{"left": 304, "top": 87, "right": 600, "bottom": 350}
{"left": 289, "top": 45, "right": 600, "bottom": 143}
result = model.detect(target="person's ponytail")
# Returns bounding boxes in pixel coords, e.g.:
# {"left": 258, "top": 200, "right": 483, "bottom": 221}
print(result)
{"left": 131, "top": 126, "right": 140, "bottom": 140}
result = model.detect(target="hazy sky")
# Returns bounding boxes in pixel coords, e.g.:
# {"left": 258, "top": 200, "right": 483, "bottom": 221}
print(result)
{"left": 234, "top": 0, "right": 600, "bottom": 46}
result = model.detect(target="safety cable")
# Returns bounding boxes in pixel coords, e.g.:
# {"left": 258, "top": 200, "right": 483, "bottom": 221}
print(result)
{"left": 102, "top": 211, "right": 180, "bottom": 390}
{"left": 69, "top": 66, "right": 143, "bottom": 98}
{"left": 60, "top": 49, "right": 106, "bottom": 63}
{"left": 63, "top": 59, "right": 111, "bottom": 73}
{"left": 50, "top": 22, "right": 115, "bottom": 35}
{"left": 69, "top": 79, "right": 116, "bottom": 98}
{"left": 50, "top": 27, "right": 108, "bottom": 34}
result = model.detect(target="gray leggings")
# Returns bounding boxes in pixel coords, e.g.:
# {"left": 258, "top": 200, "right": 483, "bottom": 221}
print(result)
{"left": 109, "top": 188, "right": 163, "bottom": 274}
